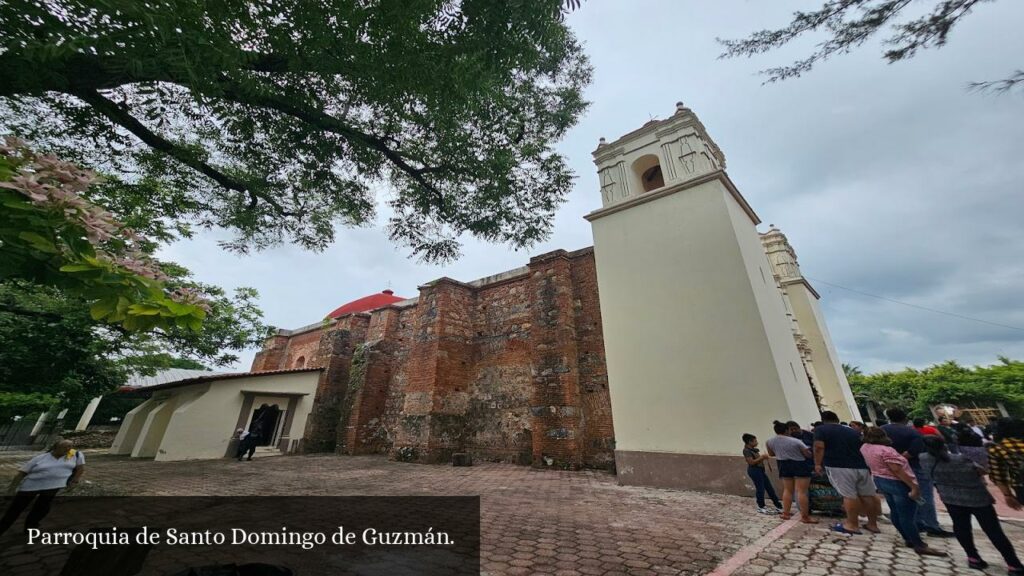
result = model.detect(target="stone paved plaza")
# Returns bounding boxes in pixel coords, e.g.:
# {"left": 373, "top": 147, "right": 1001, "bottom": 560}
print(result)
{"left": 1, "top": 452, "right": 1023, "bottom": 575}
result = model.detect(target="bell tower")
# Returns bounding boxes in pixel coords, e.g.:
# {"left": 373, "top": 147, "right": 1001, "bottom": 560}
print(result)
{"left": 586, "top": 102, "right": 822, "bottom": 494}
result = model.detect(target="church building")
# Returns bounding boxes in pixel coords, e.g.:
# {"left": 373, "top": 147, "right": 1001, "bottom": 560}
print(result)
{"left": 109, "top": 103, "right": 860, "bottom": 495}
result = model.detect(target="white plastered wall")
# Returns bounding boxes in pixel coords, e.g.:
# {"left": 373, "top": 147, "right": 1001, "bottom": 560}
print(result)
{"left": 109, "top": 398, "right": 157, "bottom": 454}
{"left": 154, "top": 372, "right": 318, "bottom": 461}
{"left": 591, "top": 178, "right": 821, "bottom": 456}
{"left": 723, "top": 193, "right": 822, "bottom": 426}
{"left": 786, "top": 285, "right": 863, "bottom": 422}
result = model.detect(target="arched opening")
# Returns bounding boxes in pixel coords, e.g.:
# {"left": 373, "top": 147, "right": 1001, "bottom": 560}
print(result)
{"left": 642, "top": 165, "right": 664, "bottom": 191}
{"left": 249, "top": 403, "right": 282, "bottom": 447}
{"left": 632, "top": 154, "right": 665, "bottom": 192}
{"left": 295, "top": 356, "right": 306, "bottom": 368}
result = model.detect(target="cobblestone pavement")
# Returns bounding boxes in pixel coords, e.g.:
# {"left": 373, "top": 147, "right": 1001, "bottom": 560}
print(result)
{"left": 1, "top": 451, "right": 1023, "bottom": 575}
{"left": 733, "top": 518, "right": 1024, "bottom": 576}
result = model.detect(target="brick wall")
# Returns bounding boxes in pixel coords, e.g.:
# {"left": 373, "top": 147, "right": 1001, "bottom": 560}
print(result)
{"left": 271, "top": 248, "right": 614, "bottom": 468}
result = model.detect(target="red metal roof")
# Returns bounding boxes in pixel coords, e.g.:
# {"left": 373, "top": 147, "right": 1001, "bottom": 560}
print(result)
{"left": 327, "top": 289, "right": 406, "bottom": 318}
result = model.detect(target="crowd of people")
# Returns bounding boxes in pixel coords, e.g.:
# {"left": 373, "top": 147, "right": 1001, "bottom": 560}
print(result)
{"left": 743, "top": 410, "right": 1024, "bottom": 574}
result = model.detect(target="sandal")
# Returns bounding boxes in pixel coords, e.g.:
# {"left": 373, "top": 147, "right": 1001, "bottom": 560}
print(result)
{"left": 830, "top": 523, "right": 862, "bottom": 535}
{"left": 801, "top": 517, "right": 819, "bottom": 524}
{"left": 861, "top": 524, "right": 881, "bottom": 534}
{"left": 780, "top": 513, "right": 793, "bottom": 520}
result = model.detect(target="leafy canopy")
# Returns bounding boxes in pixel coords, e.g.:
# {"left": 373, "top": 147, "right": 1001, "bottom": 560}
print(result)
{"left": 0, "top": 139, "right": 209, "bottom": 331}
{"left": 718, "top": 0, "right": 1022, "bottom": 93}
{"left": 0, "top": 0, "right": 591, "bottom": 261}
{"left": 0, "top": 276, "right": 268, "bottom": 417}
{"left": 849, "top": 357, "right": 1024, "bottom": 418}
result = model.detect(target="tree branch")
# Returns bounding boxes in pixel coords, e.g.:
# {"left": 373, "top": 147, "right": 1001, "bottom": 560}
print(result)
{"left": 0, "top": 302, "right": 63, "bottom": 321}
{"left": 217, "top": 79, "right": 449, "bottom": 209}
{"left": 72, "top": 89, "right": 296, "bottom": 217}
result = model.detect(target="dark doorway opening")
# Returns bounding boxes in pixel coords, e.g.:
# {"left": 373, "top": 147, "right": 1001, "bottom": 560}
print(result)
{"left": 250, "top": 404, "right": 282, "bottom": 447}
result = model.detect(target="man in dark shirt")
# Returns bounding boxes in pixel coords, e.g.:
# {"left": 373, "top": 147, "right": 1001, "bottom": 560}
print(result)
{"left": 882, "top": 408, "right": 953, "bottom": 537}
{"left": 813, "top": 411, "right": 880, "bottom": 534}
{"left": 787, "top": 421, "right": 814, "bottom": 448}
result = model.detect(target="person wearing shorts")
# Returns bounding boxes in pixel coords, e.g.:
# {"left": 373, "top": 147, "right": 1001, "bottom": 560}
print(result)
{"left": 813, "top": 411, "right": 881, "bottom": 535}
{"left": 766, "top": 421, "right": 816, "bottom": 523}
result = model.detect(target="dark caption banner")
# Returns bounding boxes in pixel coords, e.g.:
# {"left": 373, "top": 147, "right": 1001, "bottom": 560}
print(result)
{"left": 0, "top": 496, "right": 480, "bottom": 575}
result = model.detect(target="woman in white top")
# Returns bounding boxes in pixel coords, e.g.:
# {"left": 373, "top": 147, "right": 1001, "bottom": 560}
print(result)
{"left": 766, "top": 421, "right": 817, "bottom": 523}
{"left": 0, "top": 439, "right": 85, "bottom": 535}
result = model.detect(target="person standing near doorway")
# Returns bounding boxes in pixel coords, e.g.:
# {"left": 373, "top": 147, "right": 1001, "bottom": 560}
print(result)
{"left": 766, "top": 421, "right": 816, "bottom": 523}
{"left": 235, "top": 428, "right": 251, "bottom": 461}
{"left": 0, "top": 439, "right": 84, "bottom": 536}
{"left": 813, "top": 410, "right": 881, "bottom": 535}
{"left": 882, "top": 408, "right": 955, "bottom": 537}
{"left": 742, "top": 433, "right": 782, "bottom": 515}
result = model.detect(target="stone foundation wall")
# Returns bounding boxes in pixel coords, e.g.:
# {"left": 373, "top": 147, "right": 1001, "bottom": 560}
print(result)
{"left": 253, "top": 248, "right": 615, "bottom": 468}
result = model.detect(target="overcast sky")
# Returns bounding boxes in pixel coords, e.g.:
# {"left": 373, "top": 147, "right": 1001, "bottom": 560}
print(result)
{"left": 162, "top": 1, "right": 1024, "bottom": 375}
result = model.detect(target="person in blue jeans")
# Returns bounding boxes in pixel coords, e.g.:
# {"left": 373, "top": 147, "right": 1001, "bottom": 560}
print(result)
{"left": 860, "top": 427, "right": 946, "bottom": 556}
{"left": 882, "top": 407, "right": 955, "bottom": 537}
{"left": 742, "top": 433, "right": 782, "bottom": 514}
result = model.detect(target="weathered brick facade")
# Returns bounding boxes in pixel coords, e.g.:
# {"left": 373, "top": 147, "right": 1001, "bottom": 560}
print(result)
{"left": 251, "top": 247, "right": 615, "bottom": 469}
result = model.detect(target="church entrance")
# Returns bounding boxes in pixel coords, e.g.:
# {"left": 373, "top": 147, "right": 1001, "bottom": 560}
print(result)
{"left": 245, "top": 401, "right": 282, "bottom": 446}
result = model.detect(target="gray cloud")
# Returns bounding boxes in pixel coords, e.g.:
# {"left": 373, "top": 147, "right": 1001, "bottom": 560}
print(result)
{"left": 161, "top": 0, "right": 1024, "bottom": 374}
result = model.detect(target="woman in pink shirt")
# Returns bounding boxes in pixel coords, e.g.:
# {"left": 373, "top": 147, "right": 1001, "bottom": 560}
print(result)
{"left": 861, "top": 427, "right": 946, "bottom": 557}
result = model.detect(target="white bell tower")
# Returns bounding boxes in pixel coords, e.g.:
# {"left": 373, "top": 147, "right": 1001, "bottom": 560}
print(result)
{"left": 587, "top": 102, "right": 822, "bottom": 494}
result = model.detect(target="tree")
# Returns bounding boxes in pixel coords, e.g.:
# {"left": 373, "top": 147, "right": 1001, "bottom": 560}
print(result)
{"left": 1, "top": 138, "right": 209, "bottom": 331}
{"left": 718, "top": 0, "right": 1022, "bottom": 93}
{"left": 849, "top": 358, "right": 1024, "bottom": 418}
{"left": 0, "top": 276, "right": 267, "bottom": 418}
{"left": 0, "top": 0, "right": 591, "bottom": 262}
{"left": 842, "top": 363, "right": 862, "bottom": 379}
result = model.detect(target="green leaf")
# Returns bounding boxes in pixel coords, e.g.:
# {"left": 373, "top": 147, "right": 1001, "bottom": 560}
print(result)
{"left": 18, "top": 231, "right": 58, "bottom": 253}
{"left": 89, "top": 298, "right": 117, "bottom": 320}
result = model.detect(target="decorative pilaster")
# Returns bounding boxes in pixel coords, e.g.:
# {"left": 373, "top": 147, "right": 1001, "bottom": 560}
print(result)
{"left": 302, "top": 328, "right": 358, "bottom": 453}
{"left": 338, "top": 308, "right": 402, "bottom": 455}
{"left": 393, "top": 279, "right": 475, "bottom": 463}
{"left": 527, "top": 250, "right": 583, "bottom": 469}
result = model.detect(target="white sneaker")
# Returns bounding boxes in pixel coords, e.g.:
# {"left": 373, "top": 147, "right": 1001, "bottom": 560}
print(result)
{"left": 757, "top": 507, "right": 775, "bottom": 515}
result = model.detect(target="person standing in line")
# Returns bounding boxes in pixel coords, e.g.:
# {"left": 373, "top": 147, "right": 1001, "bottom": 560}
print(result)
{"left": 936, "top": 415, "right": 959, "bottom": 454}
{"left": 813, "top": 410, "right": 881, "bottom": 535}
{"left": 914, "top": 417, "right": 941, "bottom": 437}
{"left": 849, "top": 421, "right": 866, "bottom": 436}
{"left": 766, "top": 421, "right": 816, "bottom": 523}
{"left": 882, "top": 407, "right": 955, "bottom": 537}
{"left": 0, "top": 439, "right": 85, "bottom": 536}
{"left": 860, "top": 427, "right": 946, "bottom": 556}
{"left": 921, "top": 435, "right": 1024, "bottom": 574}
{"left": 742, "top": 433, "right": 782, "bottom": 515}
{"left": 787, "top": 421, "right": 814, "bottom": 447}
{"left": 961, "top": 414, "right": 990, "bottom": 444}
{"left": 989, "top": 418, "right": 1024, "bottom": 511}
{"left": 957, "top": 423, "right": 990, "bottom": 471}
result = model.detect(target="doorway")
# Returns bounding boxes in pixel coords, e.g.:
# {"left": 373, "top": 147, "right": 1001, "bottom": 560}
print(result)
{"left": 248, "top": 403, "right": 283, "bottom": 447}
